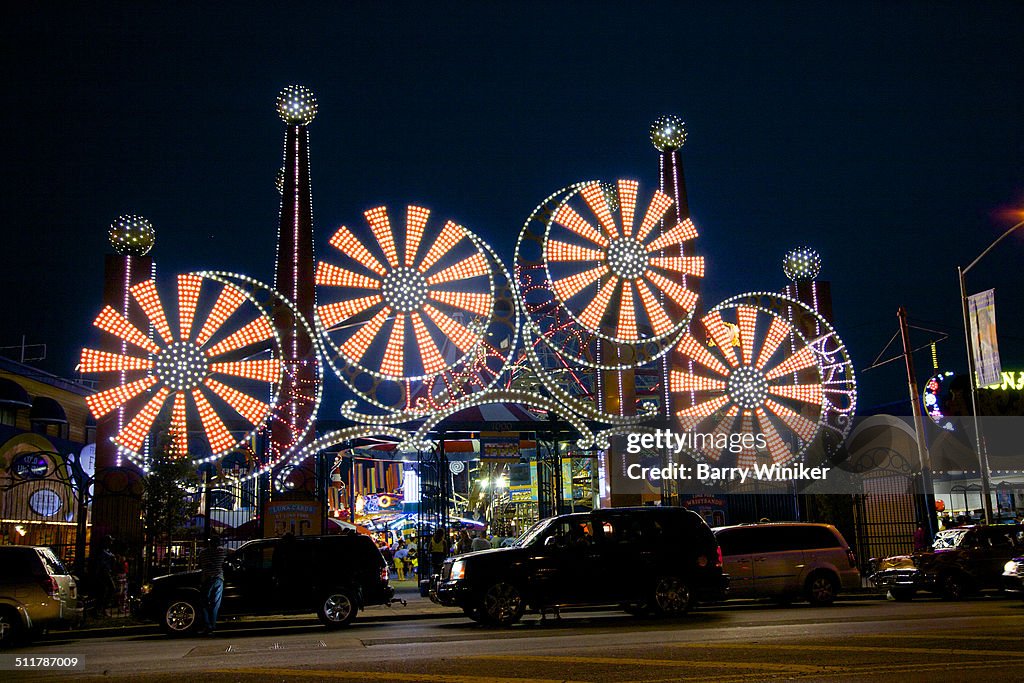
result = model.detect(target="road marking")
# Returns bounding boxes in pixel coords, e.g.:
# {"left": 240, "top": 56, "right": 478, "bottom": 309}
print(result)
{"left": 217, "top": 668, "right": 590, "bottom": 683}
{"left": 641, "top": 658, "right": 1013, "bottom": 683}
{"left": 466, "top": 654, "right": 829, "bottom": 673}
{"left": 850, "top": 633, "right": 1024, "bottom": 642}
{"left": 673, "top": 642, "right": 1024, "bottom": 658}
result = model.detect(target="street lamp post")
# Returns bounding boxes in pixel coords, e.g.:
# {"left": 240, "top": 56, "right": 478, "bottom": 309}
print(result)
{"left": 958, "top": 217, "right": 1024, "bottom": 524}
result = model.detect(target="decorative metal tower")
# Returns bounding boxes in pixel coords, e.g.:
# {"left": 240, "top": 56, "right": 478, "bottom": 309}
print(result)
{"left": 783, "top": 246, "right": 833, "bottom": 323}
{"left": 651, "top": 115, "right": 699, "bottom": 505}
{"left": 90, "top": 215, "right": 155, "bottom": 567}
{"left": 272, "top": 85, "right": 321, "bottom": 492}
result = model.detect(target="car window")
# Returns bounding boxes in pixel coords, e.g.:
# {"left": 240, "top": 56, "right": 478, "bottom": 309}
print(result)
{"left": 716, "top": 528, "right": 758, "bottom": 555}
{"left": 603, "top": 514, "right": 665, "bottom": 545}
{"left": 516, "top": 518, "right": 553, "bottom": 547}
{"left": 0, "top": 548, "right": 45, "bottom": 578}
{"left": 798, "top": 526, "right": 842, "bottom": 550}
{"left": 983, "top": 528, "right": 1017, "bottom": 550}
{"left": 549, "top": 519, "right": 595, "bottom": 548}
{"left": 933, "top": 529, "right": 967, "bottom": 549}
{"left": 38, "top": 548, "right": 68, "bottom": 575}
{"left": 239, "top": 543, "right": 274, "bottom": 570}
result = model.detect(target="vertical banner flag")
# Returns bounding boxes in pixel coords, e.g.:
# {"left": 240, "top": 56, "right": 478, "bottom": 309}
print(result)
{"left": 968, "top": 288, "right": 1002, "bottom": 387}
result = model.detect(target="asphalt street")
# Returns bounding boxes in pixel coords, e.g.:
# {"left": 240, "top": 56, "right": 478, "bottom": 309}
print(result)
{"left": 5, "top": 597, "right": 1023, "bottom": 682}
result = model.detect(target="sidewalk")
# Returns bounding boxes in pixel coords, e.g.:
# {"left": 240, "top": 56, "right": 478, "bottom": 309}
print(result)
{"left": 54, "top": 579, "right": 885, "bottom": 640}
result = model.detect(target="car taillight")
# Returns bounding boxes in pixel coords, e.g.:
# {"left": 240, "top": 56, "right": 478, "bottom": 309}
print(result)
{"left": 846, "top": 548, "right": 857, "bottom": 569}
{"left": 380, "top": 566, "right": 389, "bottom": 582}
{"left": 716, "top": 546, "right": 723, "bottom": 568}
{"left": 41, "top": 576, "right": 59, "bottom": 597}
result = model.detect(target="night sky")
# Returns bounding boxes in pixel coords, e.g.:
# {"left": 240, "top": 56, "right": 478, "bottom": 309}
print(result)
{"left": 5, "top": 2, "right": 1023, "bottom": 410}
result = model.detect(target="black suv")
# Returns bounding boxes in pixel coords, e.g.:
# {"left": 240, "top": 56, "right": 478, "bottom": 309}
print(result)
{"left": 431, "top": 507, "right": 727, "bottom": 625}
{"left": 870, "top": 524, "right": 1022, "bottom": 601}
{"left": 138, "top": 534, "right": 394, "bottom": 634}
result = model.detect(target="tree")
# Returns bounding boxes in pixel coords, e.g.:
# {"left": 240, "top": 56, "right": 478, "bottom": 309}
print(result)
{"left": 141, "top": 429, "right": 200, "bottom": 575}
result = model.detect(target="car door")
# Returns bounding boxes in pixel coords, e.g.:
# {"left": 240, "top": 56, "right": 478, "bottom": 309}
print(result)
{"left": 589, "top": 513, "right": 633, "bottom": 603}
{"left": 978, "top": 527, "right": 1021, "bottom": 588}
{"left": 537, "top": 517, "right": 602, "bottom": 606}
{"left": 751, "top": 526, "right": 803, "bottom": 597}
{"left": 223, "top": 541, "right": 277, "bottom": 614}
{"left": 716, "top": 528, "right": 757, "bottom": 599}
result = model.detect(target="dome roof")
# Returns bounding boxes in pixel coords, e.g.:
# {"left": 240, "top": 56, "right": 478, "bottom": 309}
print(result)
{"left": 0, "top": 378, "right": 31, "bottom": 409}
{"left": 30, "top": 396, "right": 67, "bottom": 424}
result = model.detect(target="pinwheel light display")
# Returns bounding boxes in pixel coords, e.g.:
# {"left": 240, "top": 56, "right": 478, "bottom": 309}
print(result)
{"left": 514, "top": 180, "right": 701, "bottom": 424}
{"left": 81, "top": 274, "right": 283, "bottom": 463}
{"left": 544, "top": 179, "right": 703, "bottom": 344}
{"left": 671, "top": 298, "right": 831, "bottom": 468}
{"left": 316, "top": 204, "right": 497, "bottom": 384}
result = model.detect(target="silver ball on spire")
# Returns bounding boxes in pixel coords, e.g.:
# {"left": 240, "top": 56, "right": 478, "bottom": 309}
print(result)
{"left": 650, "top": 114, "right": 687, "bottom": 152}
{"left": 783, "top": 246, "right": 822, "bottom": 282}
{"left": 109, "top": 215, "right": 155, "bottom": 256}
{"left": 276, "top": 85, "right": 318, "bottom": 125}
{"left": 600, "top": 181, "right": 620, "bottom": 213}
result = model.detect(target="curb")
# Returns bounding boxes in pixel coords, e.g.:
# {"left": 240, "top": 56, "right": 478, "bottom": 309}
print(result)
{"left": 53, "top": 592, "right": 889, "bottom": 640}
{"left": 48, "top": 607, "right": 460, "bottom": 640}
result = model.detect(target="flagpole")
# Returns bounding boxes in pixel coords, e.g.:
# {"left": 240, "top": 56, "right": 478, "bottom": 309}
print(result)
{"left": 957, "top": 217, "right": 1024, "bottom": 524}
{"left": 958, "top": 266, "right": 992, "bottom": 524}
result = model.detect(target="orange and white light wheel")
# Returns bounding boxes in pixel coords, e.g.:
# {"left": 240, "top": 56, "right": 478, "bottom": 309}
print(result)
{"left": 544, "top": 179, "right": 703, "bottom": 344}
{"left": 671, "top": 298, "right": 828, "bottom": 468}
{"left": 316, "top": 205, "right": 495, "bottom": 381}
{"left": 81, "top": 274, "right": 282, "bottom": 462}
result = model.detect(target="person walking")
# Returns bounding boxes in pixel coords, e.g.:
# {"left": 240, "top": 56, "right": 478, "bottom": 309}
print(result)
{"left": 197, "top": 535, "right": 228, "bottom": 635}
{"left": 428, "top": 528, "right": 448, "bottom": 577}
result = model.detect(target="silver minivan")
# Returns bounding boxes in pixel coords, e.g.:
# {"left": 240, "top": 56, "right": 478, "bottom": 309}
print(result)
{"left": 713, "top": 523, "right": 860, "bottom": 605}
{"left": 0, "top": 545, "right": 81, "bottom": 645}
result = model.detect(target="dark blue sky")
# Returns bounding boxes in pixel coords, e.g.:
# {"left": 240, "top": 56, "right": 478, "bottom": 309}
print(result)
{"left": 5, "top": 2, "right": 1023, "bottom": 409}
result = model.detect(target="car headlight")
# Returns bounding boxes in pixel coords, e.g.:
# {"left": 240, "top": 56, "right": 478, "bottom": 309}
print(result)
{"left": 140, "top": 583, "right": 153, "bottom": 595}
{"left": 1005, "top": 560, "right": 1021, "bottom": 576}
{"left": 450, "top": 560, "right": 466, "bottom": 580}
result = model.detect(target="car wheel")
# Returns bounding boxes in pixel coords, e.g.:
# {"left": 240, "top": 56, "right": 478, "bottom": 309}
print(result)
{"left": 161, "top": 596, "right": 201, "bottom": 636}
{"left": 940, "top": 574, "right": 966, "bottom": 601}
{"left": 651, "top": 576, "right": 692, "bottom": 617}
{"left": 889, "top": 588, "right": 915, "bottom": 602}
{"left": 479, "top": 582, "right": 525, "bottom": 626}
{"left": 804, "top": 572, "right": 838, "bottom": 606}
{"left": 462, "top": 605, "right": 484, "bottom": 622}
{"left": 0, "top": 607, "right": 24, "bottom": 647}
{"left": 318, "top": 588, "right": 357, "bottom": 628}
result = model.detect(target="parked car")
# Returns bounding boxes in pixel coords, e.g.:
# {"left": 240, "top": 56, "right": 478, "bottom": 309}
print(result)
{"left": 1002, "top": 555, "right": 1024, "bottom": 597}
{"left": 430, "top": 507, "right": 728, "bottom": 625}
{"left": 138, "top": 533, "right": 394, "bottom": 635}
{"left": 713, "top": 522, "right": 860, "bottom": 606}
{"left": 870, "top": 524, "right": 1022, "bottom": 601}
{"left": 0, "top": 545, "right": 81, "bottom": 646}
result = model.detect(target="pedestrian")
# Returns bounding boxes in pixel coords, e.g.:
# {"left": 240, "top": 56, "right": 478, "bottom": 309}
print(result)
{"left": 197, "top": 535, "right": 228, "bottom": 635}
{"left": 456, "top": 529, "right": 472, "bottom": 555}
{"left": 471, "top": 531, "right": 491, "bottom": 552}
{"left": 89, "top": 536, "right": 116, "bottom": 618}
{"left": 407, "top": 547, "right": 418, "bottom": 579}
{"left": 393, "top": 542, "right": 409, "bottom": 580}
{"left": 913, "top": 524, "right": 927, "bottom": 552}
{"left": 429, "top": 528, "right": 448, "bottom": 577}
